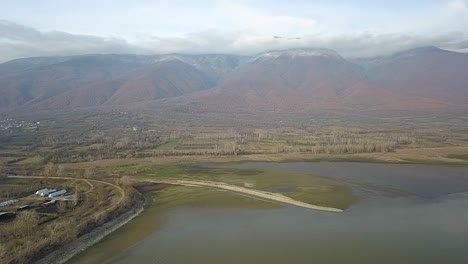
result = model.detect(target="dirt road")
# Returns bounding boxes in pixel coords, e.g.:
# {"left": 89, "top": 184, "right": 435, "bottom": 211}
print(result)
{"left": 9, "top": 175, "right": 343, "bottom": 213}
{"left": 148, "top": 179, "right": 343, "bottom": 213}
{"left": 7, "top": 175, "right": 126, "bottom": 221}
{"left": 7, "top": 175, "right": 135, "bottom": 264}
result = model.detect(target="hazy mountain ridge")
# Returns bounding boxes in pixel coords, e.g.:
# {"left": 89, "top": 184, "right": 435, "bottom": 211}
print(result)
{"left": 191, "top": 47, "right": 468, "bottom": 113}
{"left": 0, "top": 47, "right": 467, "bottom": 114}
{"left": 0, "top": 53, "right": 243, "bottom": 109}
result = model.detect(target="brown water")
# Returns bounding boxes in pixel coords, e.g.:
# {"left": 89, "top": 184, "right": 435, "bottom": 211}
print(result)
{"left": 68, "top": 162, "right": 468, "bottom": 264}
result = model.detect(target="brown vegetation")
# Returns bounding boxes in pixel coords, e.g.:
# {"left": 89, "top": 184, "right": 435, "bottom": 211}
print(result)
{"left": 0, "top": 160, "right": 5, "bottom": 176}
{"left": 0, "top": 177, "right": 140, "bottom": 264}
{"left": 3, "top": 113, "right": 468, "bottom": 176}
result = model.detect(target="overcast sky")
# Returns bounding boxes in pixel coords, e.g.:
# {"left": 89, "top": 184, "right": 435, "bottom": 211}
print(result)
{"left": 1, "top": 0, "right": 468, "bottom": 62}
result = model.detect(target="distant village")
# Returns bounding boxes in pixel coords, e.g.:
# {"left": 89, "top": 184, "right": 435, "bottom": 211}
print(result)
{"left": 0, "top": 118, "right": 39, "bottom": 131}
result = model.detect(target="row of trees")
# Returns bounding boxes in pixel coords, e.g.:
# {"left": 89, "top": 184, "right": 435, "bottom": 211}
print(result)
{"left": 42, "top": 163, "right": 96, "bottom": 178}
{"left": 0, "top": 160, "right": 5, "bottom": 176}
{"left": 30, "top": 127, "right": 422, "bottom": 164}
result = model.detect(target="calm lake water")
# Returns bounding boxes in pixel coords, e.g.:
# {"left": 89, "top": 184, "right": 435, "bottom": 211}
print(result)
{"left": 69, "top": 162, "right": 468, "bottom": 264}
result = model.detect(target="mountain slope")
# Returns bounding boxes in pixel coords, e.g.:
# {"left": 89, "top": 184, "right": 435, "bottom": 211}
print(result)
{"left": 368, "top": 47, "right": 468, "bottom": 105}
{"left": 36, "top": 60, "right": 215, "bottom": 108}
{"left": 193, "top": 49, "right": 377, "bottom": 112}
{"left": 0, "top": 54, "right": 243, "bottom": 109}
{"left": 0, "top": 47, "right": 467, "bottom": 114}
{"left": 0, "top": 55, "right": 154, "bottom": 108}
{"left": 192, "top": 47, "right": 468, "bottom": 113}
{"left": 0, "top": 56, "right": 72, "bottom": 77}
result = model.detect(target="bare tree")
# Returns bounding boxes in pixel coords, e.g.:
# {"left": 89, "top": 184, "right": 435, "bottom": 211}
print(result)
{"left": 0, "top": 243, "right": 6, "bottom": 257}
{"left": 43, "top": 162, "right": 58, "bottom": 177}
{"left": 57, "top": 201, "right": 68, "bottom": 214}
{"left": 0, "top": 160, "right": 5, "bottom": 177}
{"left": 56, "top": 165, "right": 66, "bottom": 177}
{"left": 84, "top": 167, "right": 96, "bottom": 178}
{"left": 117, "top": 176, "right": 132, "bottom": 187}
{"left": 72, "top": 184, "right": 82, "bottom": 207}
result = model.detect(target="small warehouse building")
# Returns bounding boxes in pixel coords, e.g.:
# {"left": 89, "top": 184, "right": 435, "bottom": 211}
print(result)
{"left": 35, "top": 188, "right": 48, "bottom": 195}
{"left": 36, "top": 189, "right": 57, "bottom": 197}
{"left": 48, "top": 189, "right": 67, "bottom": 198}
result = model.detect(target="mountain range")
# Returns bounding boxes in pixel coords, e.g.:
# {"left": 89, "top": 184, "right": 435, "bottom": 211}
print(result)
{"left": 0, "top": 47, "right": 467, "bottom": 114}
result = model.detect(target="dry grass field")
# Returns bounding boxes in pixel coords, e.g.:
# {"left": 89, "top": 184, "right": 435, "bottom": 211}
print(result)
{"left": 0, "top": 176, "right": 137, "bottom": 264}
{"left": 2, "top": 110, "right": 468, "bottom": 171}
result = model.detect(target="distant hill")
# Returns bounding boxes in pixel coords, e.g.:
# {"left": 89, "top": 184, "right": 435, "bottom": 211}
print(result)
{"left": 192, "top": 47, "right": 468, "bottom": 113}
{"left": 366, "top": 47, "right": 468, "bottom": 109}
{"left": 36, "top": 60, "right": 216, "bottom": 108}
{"left": 0, "top": 47, "right": 467, "bottom": 114}
{"left": 193, "top": 49, "right": 369, "bottom": 112}
{"left": 0, "top": 55, "right": 155, "bottom": 108}
{"left": 0, "top": 54, "right": 243, "bottom": 109}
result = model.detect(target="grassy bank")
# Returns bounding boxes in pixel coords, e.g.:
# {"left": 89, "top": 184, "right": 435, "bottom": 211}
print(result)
{"left": 0, "top": 177, "right": 138, "bottom": 264}
{"left": 109, "top": 162, "right": 356, "bottom": 210}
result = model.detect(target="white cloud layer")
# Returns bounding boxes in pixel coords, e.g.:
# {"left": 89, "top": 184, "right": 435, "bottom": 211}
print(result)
{"left": 448, "top": 0, "right": 468, "bottom": 13}
{"left": 1, "top": 1, "right": 468, "bottom": 62}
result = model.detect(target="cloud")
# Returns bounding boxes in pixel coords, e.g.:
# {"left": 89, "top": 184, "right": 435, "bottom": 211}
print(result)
{"left": 1, "top": 19, "right": 468, "bottom": 63}
{"left": 0, "top": 20, "right": 147, "bottom": 62}
{"left": 305, "top": 31, "right": 468, "bottom": 57}
{"left": 221, "top": 4, "right": 317, "bottom": 36}
{"left": 448, "top": 0, "right": 468, "bottom": 14}
{"left": 136, "top": 30, "right": 468, "bottom": 58}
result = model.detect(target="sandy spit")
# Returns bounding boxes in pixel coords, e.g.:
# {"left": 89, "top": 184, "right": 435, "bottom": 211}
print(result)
{"left": 149, "top": 179, "right": 343, "bottom": 213}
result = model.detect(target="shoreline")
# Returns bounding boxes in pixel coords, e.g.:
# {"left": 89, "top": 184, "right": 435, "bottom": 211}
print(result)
{"left": 35, "top": 197, "right": 145, "bottom": 264}
{"left": 30, "top": 156, "right": 468, "bottom": 263}
{"left": 32, "top": 174, "right": 343, "bottom": 263}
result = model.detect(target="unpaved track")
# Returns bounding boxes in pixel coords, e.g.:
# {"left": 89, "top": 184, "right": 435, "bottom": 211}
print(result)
{"left": 148, "top": 179, "right": 343, "bottom": 212}
{"left": 8, "top": 175, "right": 126, "bottom": 221}
{"left": 6, "top": 175, "right": 341, "bottom": 264}
{"left": 9, "top": 175, "right": 342, "bottom": 212}
{"left": 8, "top": 175, "right": 132, "bottom": 264}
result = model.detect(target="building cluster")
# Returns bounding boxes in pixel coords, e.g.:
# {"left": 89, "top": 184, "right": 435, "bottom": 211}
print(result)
{"left": 0, "top": 188, "right": 69, "bottom": 222}
{"left": 0, "top": 118, "right": 39, "bottom": 131}
{"left": 35, "top": 188, "right": 67, "bottom": 198}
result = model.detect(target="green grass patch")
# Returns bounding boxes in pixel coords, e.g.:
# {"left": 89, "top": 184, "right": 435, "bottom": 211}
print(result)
{"left": 447, "top": 153, "right": 468, "bottom": 160}
{"left": 154, "top": 139, "right": 180, "bottom": 150}
{"left": 114, "top": 163, "right": 356, "bottom": 210}
{"left": 154, "top": 186, "right": 278, "bottom": 209}
{"left": 112, "top": 164, "right": 183, "bottom": 177}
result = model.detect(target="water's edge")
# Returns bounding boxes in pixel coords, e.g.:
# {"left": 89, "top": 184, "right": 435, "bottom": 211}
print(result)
{"left": 35, "top": 199, "right": 145, "bottom": 264}
{"left": 52, "top": 162, "right": 468, "bottom": 264}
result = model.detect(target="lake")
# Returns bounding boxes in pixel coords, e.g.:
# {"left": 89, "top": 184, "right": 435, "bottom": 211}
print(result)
{"left": 68, "top": 162, "right": 468, "bottom": 264}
